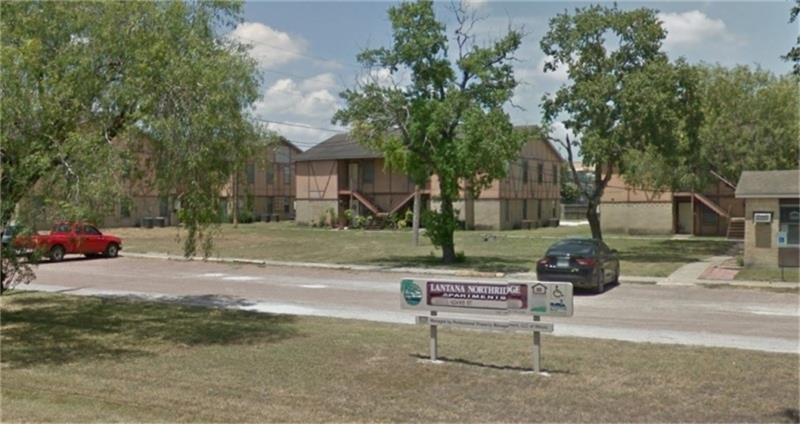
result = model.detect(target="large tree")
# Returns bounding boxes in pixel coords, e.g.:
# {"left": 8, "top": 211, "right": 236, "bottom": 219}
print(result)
{"left": 1, "top": 1, "right": 261, "bottom": 289}
{"left": 624, "top": 65, "right": 799, "bottom": 190}
{"left": 783, "top": 0, "right": 800, "bottom": 75}
{"left": 540, "top": 5, "right": 702, "bottom": 239}
{"left": 333, "top": 0, "right": 525, "bottom": 263}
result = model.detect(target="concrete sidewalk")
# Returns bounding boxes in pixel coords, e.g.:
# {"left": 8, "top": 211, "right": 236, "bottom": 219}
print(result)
{"left": 121, "top": 252, "right": 796, "bottom": 290}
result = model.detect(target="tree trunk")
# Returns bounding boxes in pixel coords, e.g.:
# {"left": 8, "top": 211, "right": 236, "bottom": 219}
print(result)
{"left": 232, "top": 168, "right": 239, "bottom": 228}
{"left": 440, "top": 195, "right": 457, "bottom": 263}
{"left": 586, "top": 198, "right": 602, "bottom": 240}
{"left": 412, "top": 185, "right": 420, "bottom": 246}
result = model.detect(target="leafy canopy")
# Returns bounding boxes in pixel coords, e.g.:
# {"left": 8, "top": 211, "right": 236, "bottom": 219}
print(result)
{"left": 333, "top": 0, "right": 525, "bottom": 261}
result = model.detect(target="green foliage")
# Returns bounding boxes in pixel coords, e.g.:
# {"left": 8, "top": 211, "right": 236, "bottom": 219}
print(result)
{"left": 540, "top": 4, "right": 701, "bottom": 239}
{"left": 334, "top": 0, "right": 524, "bottom": 262}
{"left": 421, "top": 209, "right": 458, "bottom": 252}
{"left": 624, "top": 65, "right": 799, "bottom": 190}
{"left": 1, "top": 1, "right": 262, "bottom": 287}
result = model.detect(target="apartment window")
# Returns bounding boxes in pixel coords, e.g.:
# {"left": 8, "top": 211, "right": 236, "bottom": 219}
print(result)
{"left": 246, "top": 163, "right": 255, "bottom": 185}
{"left": 266, "top": 163, "right": 274, "bottom": 185}
{"left": 537, "top": 163, "right": 544, "bottom": 184}
{"left": 780, "top": 201, "right": 800, "bottom": 246}
{"left": 522, "top": 200, "right": 528, "bottom": 219}
{"left": 702, "top": 207, "right": 717, "bottom": 226}
{"left": 552, "top": 164, "right": 558, "bottom": 184}
{"left": 275, "top": 146, "right": 290, "bottom": 164}
{"left": 267, "top": 197, "right": 274, "bottom": 214}
{"left": 521, "top": 160, "right": 528, "bottom": 183}
{"left": 283, "top": 164, "right": 291, "bottom": 186}
{"left": 362, "top": 161, "right": 374, "bottom": 185}
{"left": 159, "top": 197, "right": 169, "bottom": 217}
{"left": 284, "top": 197, "right": 290, "bottom": 214}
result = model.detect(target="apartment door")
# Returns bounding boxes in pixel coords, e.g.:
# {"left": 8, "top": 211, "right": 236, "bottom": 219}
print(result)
{"left": 348, "top": 163, "right": 359, "bottom": 192}
{"left": 677, "top": 201, "right": 693, "bottom": 234}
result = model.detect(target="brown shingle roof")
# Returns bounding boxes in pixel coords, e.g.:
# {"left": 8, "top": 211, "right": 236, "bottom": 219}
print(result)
{"left": 294, "top": 133, "right": 381, "bottom": 162}
{"left": 735, "top": 170, "right": 800, "bottom": 198}
{"left": 294, "top": 126, "right": 564, "bottom": 163}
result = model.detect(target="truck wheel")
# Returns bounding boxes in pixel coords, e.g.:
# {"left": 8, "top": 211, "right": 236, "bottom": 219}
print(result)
{"left": 49, "top": 245, "right": 65, "bottom": 262}
{"left": 104, "top": 243, "right": 119, "bottom": 258}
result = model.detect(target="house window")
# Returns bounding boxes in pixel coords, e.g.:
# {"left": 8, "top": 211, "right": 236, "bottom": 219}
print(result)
{"left": 266, "top": 163, "right": 274, "bottom": 185}
{"left": 780, "top": 202, "right": 800, "bottom": 246}
{"left": 702, "top": 207, "right": 717, "bottom": 226}
{"left": 283, "top": 164, "right": 291, "bottom": 186}
{"left": 537, "top": 163, "right": 544, "bottom": 184}
{"left": 362, "top": 161, "right": 374, "bottom": 185}
{"left": 246, "top": 163, "right": 255, "bottom": 185}
{"left": 521, "top": 160, "right": 528, "bottom": 183}
{"left": 275, "top": 146, "right": 290, "bottom": 164}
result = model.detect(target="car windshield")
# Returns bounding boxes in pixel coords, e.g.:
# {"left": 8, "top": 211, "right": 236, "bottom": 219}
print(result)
{"left": 547, "top": 240, "right": 597, "bottom": 256}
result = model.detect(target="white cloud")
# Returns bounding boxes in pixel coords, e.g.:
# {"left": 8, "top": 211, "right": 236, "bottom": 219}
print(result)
{"left": 252, "top": 73, "right": 344, "bottom": 145}
{"left": 657, "top": 11, "right": 734, "bottom": 48}
{"left": 229, "top": 22, "right": 309, "bottom": 68}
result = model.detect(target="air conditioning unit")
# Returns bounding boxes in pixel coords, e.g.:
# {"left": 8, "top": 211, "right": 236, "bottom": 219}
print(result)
{"left": 753, "top": 212, "right": 772, "bottom": 224}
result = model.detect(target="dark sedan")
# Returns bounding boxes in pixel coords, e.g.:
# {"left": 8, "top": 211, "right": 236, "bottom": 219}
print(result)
{"left": 536, "top": 238, "right": 620, "bottom": 293}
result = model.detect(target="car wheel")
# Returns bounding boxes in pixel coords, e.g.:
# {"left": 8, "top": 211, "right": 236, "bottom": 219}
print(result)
{"left": 594, "top": 269, "right": 604, "bottom": 294}
{"left": 49, "top": 245, "right": 65, "bottom": 262}
{"left": 611, "top": 266, "right": 620, "bottom": 285}
{"left": 104, "top": 243, "right": 119, "bottom": 258}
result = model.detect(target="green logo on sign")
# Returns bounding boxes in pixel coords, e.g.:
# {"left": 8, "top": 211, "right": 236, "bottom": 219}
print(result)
{"left": 401, "top": 279, "right": 422, "bottom": 305}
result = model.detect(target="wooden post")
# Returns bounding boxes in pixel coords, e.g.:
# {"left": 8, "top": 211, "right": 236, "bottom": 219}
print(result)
{"left": 413, "top": 185, "right": 421, "bottom": 246}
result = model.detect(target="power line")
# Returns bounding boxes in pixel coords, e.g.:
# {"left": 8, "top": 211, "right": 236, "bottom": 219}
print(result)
{"left": 253, "top": 117, "right": 343, "bottom": 134}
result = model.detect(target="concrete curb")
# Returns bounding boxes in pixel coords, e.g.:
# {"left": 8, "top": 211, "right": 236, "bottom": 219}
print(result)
{"left": 121, "top": 252, "right": 795, "bottom": 290}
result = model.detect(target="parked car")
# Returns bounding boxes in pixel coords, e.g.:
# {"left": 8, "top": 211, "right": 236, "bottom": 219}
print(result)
{"left": 1, "top": 224, "right": 30, "bottom": 248}
{"left": 17, "top": 222, "right": 123, "bottom": 262}
{"left": 536, "top": 238, "right": 620, "bottom": 293}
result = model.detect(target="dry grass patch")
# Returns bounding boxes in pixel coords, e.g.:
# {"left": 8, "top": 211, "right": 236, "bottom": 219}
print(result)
{"left": 2, "top": 291, "right": 797, "bottom": 423}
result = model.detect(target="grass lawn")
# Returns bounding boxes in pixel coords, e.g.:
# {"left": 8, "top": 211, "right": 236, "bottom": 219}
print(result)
{"left": 112, "top": 222, "right": 733, "bottom": 277}
{"left": 736, "top": 266, "right": 800, "bottom": 283}
{"left": 2, "top": 292, "right": 797, "bottom": 423}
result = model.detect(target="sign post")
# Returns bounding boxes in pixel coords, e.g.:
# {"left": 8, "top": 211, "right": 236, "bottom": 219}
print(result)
{"left": 532, "top": 315, "right": 541, "bottom": 374}
{"left": 401, "top": 278, "right": 573, "bottom": 375}
{"left": 429, "top": 310, "right": 438, "bottom": 361}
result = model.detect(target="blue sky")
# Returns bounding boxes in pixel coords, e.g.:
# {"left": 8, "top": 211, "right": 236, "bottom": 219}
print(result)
{"left": 233, "top": 1, "right": 798, "bottom": 149}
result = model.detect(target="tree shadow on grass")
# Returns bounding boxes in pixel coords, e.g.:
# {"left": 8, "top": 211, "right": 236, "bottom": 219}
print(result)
{"left": 1, "top": 292, "right": 297, "bottom": 369}
{"left": 613, "top": 239, "right": 732, "bottom": 264}
{"left": 361, "top": 255, "right": 532, "bottom": 274}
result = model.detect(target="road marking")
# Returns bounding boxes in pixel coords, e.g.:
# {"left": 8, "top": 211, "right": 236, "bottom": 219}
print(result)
{"left": 300, "top": 284, "right": 327, "bottom": 289}
{"left": 222, "top": 276, "right": 261, "bottom": 282}
{"left": 199, "top": 273, "right": 225, "bottom": 278}
{"left": 745, "top": 306, "right": 800, "bottom": 317}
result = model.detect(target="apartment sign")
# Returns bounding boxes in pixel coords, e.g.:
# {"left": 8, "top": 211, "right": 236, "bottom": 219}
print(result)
{"left": 401, "top": 279, "right": 573, "bottom": 317}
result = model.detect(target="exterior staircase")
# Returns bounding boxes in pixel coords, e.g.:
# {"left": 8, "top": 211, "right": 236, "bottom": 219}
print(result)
{"left": 726, "top": 217, "right": 745, "bottom": 240}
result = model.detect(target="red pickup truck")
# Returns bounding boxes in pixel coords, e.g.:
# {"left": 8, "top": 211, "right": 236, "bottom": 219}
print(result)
{"left": 19, "top": 222, "right": 123, "bottom": 262}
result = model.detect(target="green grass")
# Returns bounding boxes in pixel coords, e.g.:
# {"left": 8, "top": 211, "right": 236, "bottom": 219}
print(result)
{"left": 113, "top": 222, "right": 734, "bottom": 277}
{"left": 736, "top": 266, "right": 800, "bottom": 283}
{"left": 2, "top": 292, "right": 798, "bottom": 422}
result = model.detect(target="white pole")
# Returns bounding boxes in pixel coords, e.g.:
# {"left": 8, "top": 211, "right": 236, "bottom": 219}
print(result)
{"left": 430, "top": 310, "right": 438, "bottom": 361}
{"left": 412, "top": 185, "right": 421, "bottom": 246}
{"left": 532, "top": 315, "right": 541, "bottom": 374}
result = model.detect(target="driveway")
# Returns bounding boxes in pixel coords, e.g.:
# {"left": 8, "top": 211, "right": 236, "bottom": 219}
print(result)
{"left": 22, "top": 256, "right": 800, "bottom": 354}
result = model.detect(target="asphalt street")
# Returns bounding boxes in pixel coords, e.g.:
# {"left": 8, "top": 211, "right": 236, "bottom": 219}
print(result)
{"left": 22, "top": 255, "right": 800, "bottom": 354}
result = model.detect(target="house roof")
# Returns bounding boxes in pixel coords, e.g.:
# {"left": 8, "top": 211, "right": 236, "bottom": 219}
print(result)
{"left": 294, "top": 133, "right": 381, "bottom": 162}
{"left": 735, "top": 170, "right": 800, "bottom": 198}
{"left": 294, "top": 126, "right": 564, "bottom": 163}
